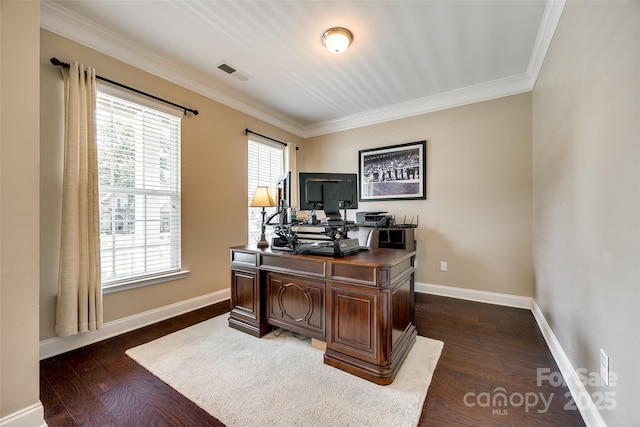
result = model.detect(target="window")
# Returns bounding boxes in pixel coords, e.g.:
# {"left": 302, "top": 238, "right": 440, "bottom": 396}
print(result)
{"left": 96, "top": 84, "right": 183, "bottom": 290}
{"left": 248, "top": 139, "right": 284, "bottom": 244}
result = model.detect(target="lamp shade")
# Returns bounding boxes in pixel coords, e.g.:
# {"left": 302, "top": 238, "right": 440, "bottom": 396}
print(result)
{"left": 322, "top": 27, "right": 353, "bottom": 54}
{"left": 250, "top": 186, "right": 276, "bottom": 208}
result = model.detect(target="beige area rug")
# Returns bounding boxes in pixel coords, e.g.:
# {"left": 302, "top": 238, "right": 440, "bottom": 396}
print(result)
{"left": 126, "top": 314, "right": 443, "bottom": 427}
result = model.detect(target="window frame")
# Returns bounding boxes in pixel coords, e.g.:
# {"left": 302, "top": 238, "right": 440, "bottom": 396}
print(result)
{"left": 247, "top": 137, "right": 285, "bottom": 245}
{"left": 96, "top": 83, "right": 189, "bottom": 294}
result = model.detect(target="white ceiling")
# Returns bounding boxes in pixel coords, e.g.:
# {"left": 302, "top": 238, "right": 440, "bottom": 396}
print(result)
{"left": 41, "top": 1, "right": 564, "bottom": 138}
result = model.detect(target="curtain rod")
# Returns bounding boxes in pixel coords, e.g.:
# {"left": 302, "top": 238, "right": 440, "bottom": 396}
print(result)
{"left": 245, "top": 128, "right": 287, "bottom": 147}
{"left": 50, "top": 57, "right": 198, "bottom": 116}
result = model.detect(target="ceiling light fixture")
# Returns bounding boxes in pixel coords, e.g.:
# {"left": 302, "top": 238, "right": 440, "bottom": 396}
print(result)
{"left": 321, "top": 27, "right": 353, "bottom": 54}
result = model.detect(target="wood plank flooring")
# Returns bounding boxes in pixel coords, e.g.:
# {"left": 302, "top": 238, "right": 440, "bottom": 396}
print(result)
{"left": 41, "top": 294, "right": 585, "bottom": 426}
{"left": 417, "top": 294, "right": 585, "bottom": 426}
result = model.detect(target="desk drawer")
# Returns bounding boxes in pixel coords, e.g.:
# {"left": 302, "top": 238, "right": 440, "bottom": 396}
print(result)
{"left": 330, "top": 263, "right": 377, "bottom": 286}
{"left": 230, "top": 250, "right": 257, "bottom": 266}
{"left": 260, "top": 254, "right": 326, "bottom": 277}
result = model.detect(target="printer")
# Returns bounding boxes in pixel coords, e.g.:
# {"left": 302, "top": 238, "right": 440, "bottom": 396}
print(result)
{"left": 355, "top": 212, "right": 393, "bottom": 228}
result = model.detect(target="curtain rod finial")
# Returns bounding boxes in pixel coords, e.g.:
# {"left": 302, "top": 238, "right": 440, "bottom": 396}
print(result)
{"left": 50, "top": 57, "right": 70, "bottom": 68}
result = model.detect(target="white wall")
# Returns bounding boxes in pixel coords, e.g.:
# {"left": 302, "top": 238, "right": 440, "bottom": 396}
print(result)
{"left": 533, "top": 1, "right": 640, "bottom": 425}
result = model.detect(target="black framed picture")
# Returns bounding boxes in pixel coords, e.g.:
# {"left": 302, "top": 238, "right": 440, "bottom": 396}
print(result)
{"left": 358, "top": 140, "right": 426, "bottom": 201}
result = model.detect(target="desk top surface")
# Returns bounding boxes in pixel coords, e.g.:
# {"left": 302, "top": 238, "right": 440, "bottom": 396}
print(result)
{"left": 230, "top": 245, "right": 415, "bottom": 267}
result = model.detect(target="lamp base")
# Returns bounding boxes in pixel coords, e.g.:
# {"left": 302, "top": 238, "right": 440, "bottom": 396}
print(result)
{"left": 256, "top": 207, "right": 270, "bottom": 248}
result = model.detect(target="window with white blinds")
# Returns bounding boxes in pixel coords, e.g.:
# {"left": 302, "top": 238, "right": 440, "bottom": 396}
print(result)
{"left": 96, "top": 85, "right": 182, "bottom": 288}
{"left": 248, "top": 139, "right": 284, "bottom": 244}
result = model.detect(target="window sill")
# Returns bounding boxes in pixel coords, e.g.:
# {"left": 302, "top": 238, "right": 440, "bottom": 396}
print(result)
{"left": 102, "top": 270, "right": 190, "bottom": 294}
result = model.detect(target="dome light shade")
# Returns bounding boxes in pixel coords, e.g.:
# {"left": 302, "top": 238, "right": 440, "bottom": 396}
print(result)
{"left": 321, "top": 27, "right": 353, "bottom": 54}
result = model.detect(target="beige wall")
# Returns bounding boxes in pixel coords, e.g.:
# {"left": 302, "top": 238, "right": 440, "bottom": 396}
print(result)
{"left": 39, "top": 30, "right": 303, "bottom": 340}
{"left": 533, "top": 1, "right": 639, "bottom": 425}
{"left": 302, "top": 94, "right": 533, "bottom": 296}
{"left": 0, "top": 0, "right": 43, "bottom": 421}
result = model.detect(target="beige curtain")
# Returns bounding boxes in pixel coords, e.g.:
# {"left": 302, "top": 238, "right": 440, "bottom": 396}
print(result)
{"left": 55, "top": 62, "right": 103, "bottom": 337}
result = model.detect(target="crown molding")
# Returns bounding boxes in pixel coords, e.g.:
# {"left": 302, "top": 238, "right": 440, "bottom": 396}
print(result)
{"left": 40, "top": 0, "right": 562, "bottom": 139}
{"left": 527, "top": 0, "right": 566, "bottom": 88}
{"left": 299, "top": 73, "right": 533, "bottom": 138}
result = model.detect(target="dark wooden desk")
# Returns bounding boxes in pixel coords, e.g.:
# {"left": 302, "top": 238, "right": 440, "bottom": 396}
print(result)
{"left": 228, "top": 245, "right": 417, "bottom": 385}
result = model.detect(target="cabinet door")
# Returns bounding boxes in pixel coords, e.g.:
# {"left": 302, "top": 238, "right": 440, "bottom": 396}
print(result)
{"left": 327, "top": 281, "right": 382, "bottom": 365}
{"left": 229, "top": 268, "right": 270, "bottom": 337}
{"left": 267, "top": 273, "right": 325, "bottom": 339}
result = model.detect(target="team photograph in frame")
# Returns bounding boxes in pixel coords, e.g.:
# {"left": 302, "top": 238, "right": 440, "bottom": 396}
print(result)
{"left": 359, "top": 140, "right": 426, "bottom": 201}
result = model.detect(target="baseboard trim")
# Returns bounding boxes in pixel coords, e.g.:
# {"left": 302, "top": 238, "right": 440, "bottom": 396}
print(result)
{"left": 39, "top": 289, "right": 230, "bottom": 360}
{"left": 415, "top": 281, "right": 533, "bottom": 309}
{"left": 0, "top": 402, "right": 46, "bottom": 427}
{"left": 531, "top": 301, "right": 606, "bottom": 427}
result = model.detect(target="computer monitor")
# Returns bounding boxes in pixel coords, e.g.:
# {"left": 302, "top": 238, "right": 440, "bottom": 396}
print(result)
{"left": 276, "top": 171, "right": 291, "bottom": 209}
{"left": 298, "top": 173, "right": 358, "bottom": 222}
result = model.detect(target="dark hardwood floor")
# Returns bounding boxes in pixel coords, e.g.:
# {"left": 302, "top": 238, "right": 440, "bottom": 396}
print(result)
{"left": 417, "top": 294, "right": 584, "bottom": 426}
{"left": 41, "top": 294, "right": 585, "bottom": 426}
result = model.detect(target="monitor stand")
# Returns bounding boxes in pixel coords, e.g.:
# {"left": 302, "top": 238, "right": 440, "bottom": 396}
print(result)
{"left": 325, "top": 211, "right": 343, "bottom": 227}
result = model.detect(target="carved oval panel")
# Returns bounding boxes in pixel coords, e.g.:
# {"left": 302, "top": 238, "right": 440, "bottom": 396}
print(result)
{"left": 278, "top": 282, "right": 313, "bottom": 322}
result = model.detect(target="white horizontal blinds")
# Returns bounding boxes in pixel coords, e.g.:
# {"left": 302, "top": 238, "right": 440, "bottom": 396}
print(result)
{"left": 248, "top": 138, "right": 283, "bottom": 244}
{"left": 96, "top": 87, "right": 182, "bottom": 285}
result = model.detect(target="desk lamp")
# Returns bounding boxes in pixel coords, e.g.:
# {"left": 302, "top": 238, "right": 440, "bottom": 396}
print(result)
{"left": 250, "top": 186, "right": 276, "bottom": 248}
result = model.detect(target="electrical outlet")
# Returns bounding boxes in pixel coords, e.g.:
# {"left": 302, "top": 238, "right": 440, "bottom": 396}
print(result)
{"left": 440, "top": 261, "right": 447, "bottom": 272}
{"left": 600, "top": 348, "right": 610, "bottom": 386}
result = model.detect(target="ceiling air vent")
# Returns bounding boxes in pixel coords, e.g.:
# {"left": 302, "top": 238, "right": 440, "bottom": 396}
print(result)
{"left": 217, "top": 61, "right": 250, "bottom": 82}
